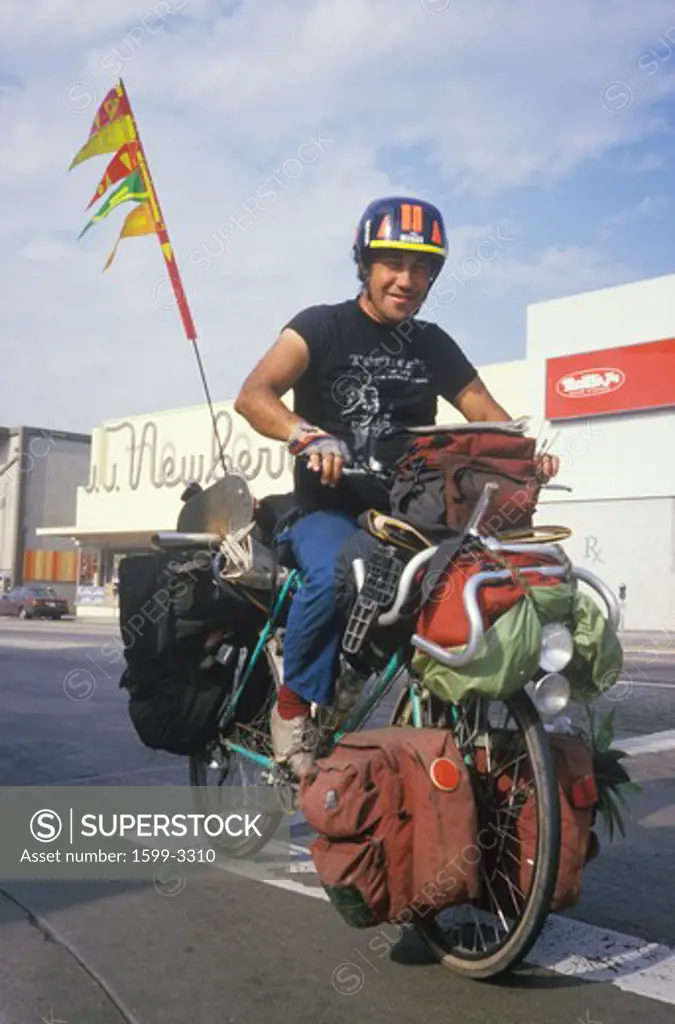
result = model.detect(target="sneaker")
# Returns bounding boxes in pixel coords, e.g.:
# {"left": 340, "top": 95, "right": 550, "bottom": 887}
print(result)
{"left": 270, "top": 705, "right": 313, "bottom": 778}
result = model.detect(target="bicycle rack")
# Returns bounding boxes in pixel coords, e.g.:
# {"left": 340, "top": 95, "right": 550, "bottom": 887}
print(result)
{"left": 342, "top": 545, "right": 403, "bottom": 655}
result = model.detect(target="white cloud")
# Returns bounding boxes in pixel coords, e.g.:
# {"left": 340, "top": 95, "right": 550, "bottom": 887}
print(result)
{"left": 485, "top": 245, "right": 638, "bottom": 303}
{"left": 623, "top": 151, "right": 668, "bottom": 171}
{"left": 600, "top": 194, "right": 670, "bottom": 233}
{"left": 1, "top": 0, "right": 674, "bottom": 432}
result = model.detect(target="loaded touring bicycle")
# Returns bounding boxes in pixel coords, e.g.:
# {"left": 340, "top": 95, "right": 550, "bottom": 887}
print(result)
{"left": 117, "top": 421, "right": 623, "bottom": 980}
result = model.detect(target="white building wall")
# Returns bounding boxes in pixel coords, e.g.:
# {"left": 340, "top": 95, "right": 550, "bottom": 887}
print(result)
{"left": 437, "top": 358, "right": 530, "bottom": 424}
{"left": 536, "top": 497, "right": 675, "bottom": 632}
{"left": 528, "top": 273, "right": 675, "bottom": 504}
{"left": 525, "top": 273, "right": 675, "bottom": 630}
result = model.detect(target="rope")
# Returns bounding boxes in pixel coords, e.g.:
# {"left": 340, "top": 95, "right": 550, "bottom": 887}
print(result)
{"left": 218, "top": 521, "right": 256, "bottom": 579}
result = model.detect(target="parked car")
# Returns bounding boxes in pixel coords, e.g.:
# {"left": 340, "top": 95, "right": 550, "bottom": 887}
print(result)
{"left": 0, "top": 585, "right": 70, "bottom": 620}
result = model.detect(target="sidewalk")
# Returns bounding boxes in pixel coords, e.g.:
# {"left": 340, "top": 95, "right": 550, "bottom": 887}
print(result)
{"left": 0, "top": 891, "right": 126, "bottom": 1024}
{"left": 618, "top": 630, "right": 675, "bottom": 654}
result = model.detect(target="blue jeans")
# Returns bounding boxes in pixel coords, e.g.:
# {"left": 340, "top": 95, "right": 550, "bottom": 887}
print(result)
{"left": 278, "top": 510, "right": 360, "bottom": 707}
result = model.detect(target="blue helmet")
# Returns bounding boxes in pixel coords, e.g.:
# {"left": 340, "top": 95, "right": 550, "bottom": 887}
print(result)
{"left": 353, "top": 196, "right": 448, "bottom": 281}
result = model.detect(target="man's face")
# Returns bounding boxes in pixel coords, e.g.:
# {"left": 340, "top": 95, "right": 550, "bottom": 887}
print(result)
{"left": 366, "top": 251, "right": 433, "bottom": 323}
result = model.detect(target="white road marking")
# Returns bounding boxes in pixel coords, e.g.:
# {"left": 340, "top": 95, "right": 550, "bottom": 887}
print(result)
{"left": 530, "top": 915, "right": 675, "bottom": 1006}
{"left": 621, "top": 647, "right": 675, "bottom": 658}
{"left": 0, "top": 638, "right": 101, "bottom": 650}
{"left": 616, "top": 681, "right": 675, "bottom": 689}
{"left": 618, "top": 729, "right": 675, "bottom": 756}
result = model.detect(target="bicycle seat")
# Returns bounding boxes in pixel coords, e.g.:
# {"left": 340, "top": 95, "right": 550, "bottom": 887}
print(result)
{"left": 253, "top": 492, "right": 302, "bottom": 570}
{"left": 254, "top": 492, "right": 299, "bottom": 544}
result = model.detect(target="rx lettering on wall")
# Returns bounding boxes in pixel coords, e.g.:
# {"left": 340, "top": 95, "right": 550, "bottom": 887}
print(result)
{"left": 584, "top": 536, "right": 604, "bottom": 564}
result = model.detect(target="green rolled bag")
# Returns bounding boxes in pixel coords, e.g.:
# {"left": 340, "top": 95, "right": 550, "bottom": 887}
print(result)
{"left": 411, "top": 581, "right": 624, "bottom": 705}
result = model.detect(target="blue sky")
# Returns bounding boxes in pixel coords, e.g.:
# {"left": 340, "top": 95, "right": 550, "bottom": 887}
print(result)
{"left": 1, "top": 0, "right": 674, "bottom": 433}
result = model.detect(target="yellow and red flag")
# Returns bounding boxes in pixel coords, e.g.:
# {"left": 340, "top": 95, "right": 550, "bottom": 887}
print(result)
{"left": 70, "top": 77, "right": 198, "bottom": 341}
{"left": 68, "top": 115, "right": 136, "bottom": 170}
{"left": 78, "top": 168, "right": 149, "bottom": 238}
{"left": 103, "top": 200, "right": 156, "bottom": 270}
{"left": 89, "top": 84, "right": 131, "bottom": 137}
{"left": 86, "top": 141, "right": 140, "bottom": 209}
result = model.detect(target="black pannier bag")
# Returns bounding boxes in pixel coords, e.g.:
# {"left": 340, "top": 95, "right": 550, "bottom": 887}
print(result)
{"left": 117, "top": 548, "right": 266, "bottom": 756}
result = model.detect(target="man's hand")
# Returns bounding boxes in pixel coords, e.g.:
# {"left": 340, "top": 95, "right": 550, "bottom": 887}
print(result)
{"left": 310, "top": 448, "right": 345, "bottom": 487}
{"left": 535, "top": 452, "right": 560, "bottom": 482}
{"left": 288, "top": 423, "right": 351, "bottom": 487}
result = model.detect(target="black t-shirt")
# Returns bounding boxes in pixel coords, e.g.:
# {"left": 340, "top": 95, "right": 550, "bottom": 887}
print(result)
{"left": 284, "top": 298, "right": 478, "bottom": 517}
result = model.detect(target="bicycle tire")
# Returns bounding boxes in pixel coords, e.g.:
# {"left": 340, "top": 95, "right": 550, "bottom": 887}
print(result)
{"left": 391, "top": 686, "right": 561, "bottom": 979}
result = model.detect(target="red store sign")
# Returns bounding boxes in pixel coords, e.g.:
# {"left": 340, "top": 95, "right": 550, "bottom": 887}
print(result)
{"left": 545, "top": 337, "right": 675, "bottom": 420}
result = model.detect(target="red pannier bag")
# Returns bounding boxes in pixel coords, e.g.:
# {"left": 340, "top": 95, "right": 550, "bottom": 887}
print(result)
{"left": 477, "top": 734, "right": 599, "bottom": 915}
{"left": 298, "top": 727, "right": 481, "bottom": 928}
{"left": 389, "top": 427, "right": 542, "bottom": 537}
{"left": 417, "top": 549, "right": 564, "bottom": 649}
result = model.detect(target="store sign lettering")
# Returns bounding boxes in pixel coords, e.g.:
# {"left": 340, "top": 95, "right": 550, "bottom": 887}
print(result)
{"left": 84, "top": 411, "right": 292, "bottom": 494}
{"left": 555, "top": 368, "right": 625, "bottom": 399}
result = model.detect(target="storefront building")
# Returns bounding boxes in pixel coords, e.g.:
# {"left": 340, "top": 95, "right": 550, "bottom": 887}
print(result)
{"left": 37, "top": 272, "right": 675, "bottom": 631}
{"left": 0, "top": 426, "right": 91, "bottom": 607}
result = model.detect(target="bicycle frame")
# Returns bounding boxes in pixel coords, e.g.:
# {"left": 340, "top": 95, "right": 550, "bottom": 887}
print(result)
{"left": 154, "top": 477, "right": 621, "bottom": 777}
{"left": 214, "top": 565, "right": 424, "bottom": 772}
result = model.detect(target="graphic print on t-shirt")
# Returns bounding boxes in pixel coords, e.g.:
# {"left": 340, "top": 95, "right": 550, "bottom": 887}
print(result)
{"left": 337, "top": 352, "right": 432, "bottom": 465}
{"left": 285, "top": 298, "right": 478, "bottom": 515}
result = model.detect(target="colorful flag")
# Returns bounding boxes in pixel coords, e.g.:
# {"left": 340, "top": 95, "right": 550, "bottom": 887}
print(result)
{"left": 103, "top": 201, "right": 156, "bottom": 270}
{"left": 89, "top": 84, "right": 131, "bottom": 137}
{"left": 86, "top": 142, "right": 140, "bottom": 209}
{"left": 68, "top": 115, "right": 136, "bottom": 170}
{"left": 78, "top": 168, "right": 148, "bottom": 238}
{"left": 70, "top": 78, "right": 198, "bottom": 340}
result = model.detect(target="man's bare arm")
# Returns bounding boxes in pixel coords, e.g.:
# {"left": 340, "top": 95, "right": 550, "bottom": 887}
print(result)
{"left": 234, "top": 329, "right": 311, "bottom": 441}
{"left": 449, "top": 375, "right": 512, "bottom": 423}
{"left": 448, "top": 375, "right": 560, "bottom": 479}
{"left": 235, "top": 328, "right": 347, "bottom": 487}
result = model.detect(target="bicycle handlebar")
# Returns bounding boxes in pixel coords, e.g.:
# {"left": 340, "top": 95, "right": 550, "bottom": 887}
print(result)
{"left": 407, "top": 561, "right": 619, "bottom": 667}
{"left": 374, "top": 476, "right": 620, "bottom": 665}
{"left": 408, "top": 564, "right": 567, "bottom": 667}
{"left": 151, "top": 531, "right": 222, "bottom": 549}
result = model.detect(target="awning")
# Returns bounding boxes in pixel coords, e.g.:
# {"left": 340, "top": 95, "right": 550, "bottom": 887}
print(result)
{"left": 35, "top": 525, "right": 162, "bottom": 548}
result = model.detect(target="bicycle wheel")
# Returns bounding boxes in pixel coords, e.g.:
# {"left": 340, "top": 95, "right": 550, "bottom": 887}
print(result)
{"left": 391, "top": 685, "right": 560, "bottom": 979}
{"left": 189, "top": 642, "right": 286, "bottom": 859}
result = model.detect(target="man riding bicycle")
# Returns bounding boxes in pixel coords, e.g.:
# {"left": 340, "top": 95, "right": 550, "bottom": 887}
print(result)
{"left": 234, "top": 195, "right": 558, "bottom": 776}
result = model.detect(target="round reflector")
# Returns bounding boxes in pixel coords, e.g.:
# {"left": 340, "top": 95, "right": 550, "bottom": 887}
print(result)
{"left": 429, "top": 757, "right": 461, "bottom": 792}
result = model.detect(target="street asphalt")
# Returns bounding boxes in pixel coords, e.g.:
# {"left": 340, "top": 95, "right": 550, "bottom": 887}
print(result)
{"left": 1, "top": 617, "right": 674, "bottom": 1024}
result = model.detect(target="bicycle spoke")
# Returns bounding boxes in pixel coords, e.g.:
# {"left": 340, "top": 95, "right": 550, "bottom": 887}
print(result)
{"left": 392, "top": 686, "right": 560, "bottom": 975}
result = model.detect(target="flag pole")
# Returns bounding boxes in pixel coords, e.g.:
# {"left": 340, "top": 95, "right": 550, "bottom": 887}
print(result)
{"left": 118, "top": 78, "right": 229, "bottom": 481}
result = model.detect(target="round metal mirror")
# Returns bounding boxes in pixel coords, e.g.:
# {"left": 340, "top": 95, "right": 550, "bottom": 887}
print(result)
{"left": 176, "top": 472, "right": 254, "bottom": 536}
